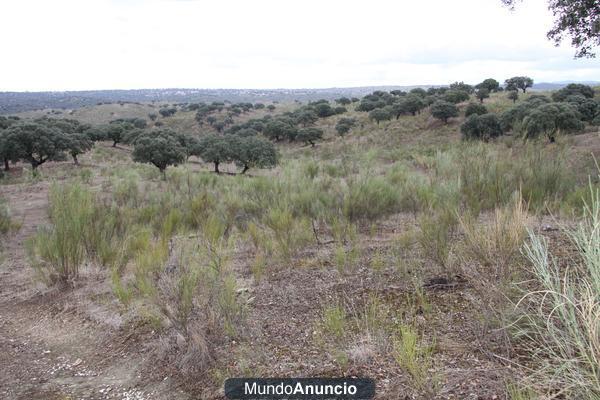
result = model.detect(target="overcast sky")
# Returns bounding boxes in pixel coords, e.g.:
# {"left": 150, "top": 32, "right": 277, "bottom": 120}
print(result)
{"left": 1, "top": 0, "right": 598, "bottom": 91}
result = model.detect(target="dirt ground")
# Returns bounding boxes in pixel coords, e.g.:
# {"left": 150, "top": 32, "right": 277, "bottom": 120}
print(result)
{"left": 0, "top": 155, "right": 577, "bottom": 400}
{"left": 0, "top": 174, "right": 190, "bottom": 400}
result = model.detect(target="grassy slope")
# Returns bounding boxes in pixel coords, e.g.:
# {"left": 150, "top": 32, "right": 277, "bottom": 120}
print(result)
{"left": 3, "top": 90, "right": 600, "bottom": 399}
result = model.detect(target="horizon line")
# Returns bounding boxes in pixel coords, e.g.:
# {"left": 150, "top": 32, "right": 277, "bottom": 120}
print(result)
{"left": 2, "top": 80, "right": 600, "bottom": 94}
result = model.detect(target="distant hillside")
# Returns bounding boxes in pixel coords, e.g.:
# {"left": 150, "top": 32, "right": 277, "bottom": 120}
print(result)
{"left": 0, "top": 87, "right": 422, "bottom": 114}
{"left": 1, "top": 82, "right": 598, "bottom": 114}
{"left": 532, "top": 81, "right": 600, "bottom": 91}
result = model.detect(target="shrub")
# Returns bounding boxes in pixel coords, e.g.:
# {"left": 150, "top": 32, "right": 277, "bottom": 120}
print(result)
{"left": 26, "top": 184, "right": 93, "bottom": 285}
{"left": 522, "top": 102, "right": 584, "bottom": 142}
{"left": 159, "top": 107, "right": 177, "bottom": 117}
{"left": 402, "top": 94, "right": 427, "bottom": 115}
{"left": 296, "top": 127, "right": 324, "bottom": 147}
{"left": 461, "top": 113, "right": 503, "bottom": 141}
{"left": 430, "top": 100, "right": 458, "bottom": 123}
{"left": 464, "top": 102, "right": 487, "bottom": 117}
{"left": 564, "top": 94, "right": 599, "bottom": 122}
{"left": 551, "top": 83, "right": 595, "bottom": 102}
{"left": 368, "top": 108, "right": 392, "bottom": 125}
{"left": 335, "top": 118, "right": 357, "bottom": 136}
{"left": 442, "top": 89, "right": 470, "bottom": 104}
{"left": 475, "top": 88, "right": 490, "bottom": 103}
{"left": 263, "top": 119, "right": 297, "bottom": 141}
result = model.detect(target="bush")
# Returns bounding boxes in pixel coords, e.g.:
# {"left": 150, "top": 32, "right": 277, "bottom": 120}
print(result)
{"left": 461, "top": 113, "right": 503, "bottom": 141}
{"left": 430, "top": 100, "right": 458, "bottom": 123}
{"left": 522, "top": 102, "right": 584, "bottom": 142}
{"left": 464, "top": 102, "right": 487, "bottom": 117}
{"left": 296, "top": 127, "right": 324, "bottom": 147}
{"left": 368, "top": 108, "right": 392, "bottom": 125}
{"left": 551, "top": 83, "right": 595, "bottom": 102}
{"left": 335, "top": 118, "right": 357, "bottom": 136}
{"left": 475, "top": 88, "right": 490, "bottom": 103}
{"left": 27, "top": 184, "right": 93, "bottom": 285}
{"left": 442, "top": 90, "right": 470, "bottom": 104}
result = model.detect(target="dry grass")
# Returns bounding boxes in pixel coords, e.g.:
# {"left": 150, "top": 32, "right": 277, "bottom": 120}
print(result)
{"left": 514, "top": 184, "right": 600, "bottom": 399}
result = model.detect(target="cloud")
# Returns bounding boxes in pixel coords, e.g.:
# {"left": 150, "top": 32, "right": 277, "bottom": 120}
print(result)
{"left": 0, "top": 0, "right": 597, "bottom": 91}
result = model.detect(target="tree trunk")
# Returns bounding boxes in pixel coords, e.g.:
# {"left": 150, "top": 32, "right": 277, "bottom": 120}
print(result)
{"left": 3, "top": 158, "right": 8, "bottom": 171}
{"left": 241, "top": 165, "right": 249, "bottom": 174}
{"left": 214, "top": 162, "right": 220, "bottom": 173}
{"left": 72, "top": 154, "right": 79, "bottom": 165}
{"left": 310, "top": 141, "right": 315, "bottom": 147}
{"left": 112, "top": 141, "right": 117, "bottom": 147}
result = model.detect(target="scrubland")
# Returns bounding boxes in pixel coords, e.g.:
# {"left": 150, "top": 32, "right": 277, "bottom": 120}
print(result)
{"left": 1, "top": 89, "right": 599, "bottom": 399}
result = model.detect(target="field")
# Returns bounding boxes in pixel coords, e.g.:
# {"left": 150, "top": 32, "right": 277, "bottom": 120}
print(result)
{"left": 1, "top": 89, "right": 600, "bottom": 399}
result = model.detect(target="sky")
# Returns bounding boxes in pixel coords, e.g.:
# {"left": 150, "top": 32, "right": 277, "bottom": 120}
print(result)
{"left": 1, "top": 0, "right": 598, "bottom": 91}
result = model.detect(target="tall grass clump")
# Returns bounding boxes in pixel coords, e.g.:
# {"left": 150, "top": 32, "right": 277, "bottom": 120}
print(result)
{"left": 343, "top": 174, "right": 400, "bottom": 222}
{"left": 417, "top": 205, "right": 458, "bottom": 272}
{"left": 456, "top": 144, "right": 514, "bottom": 215}
{"left": 321, "top": 302, "right": 347, "bottom": 340}
{"left": 148, "top": 219, "right": 244, "bottom": 371}
{"left": 27, "top": 183, "right": 93, "bottom": 285}
{"left": 515, "top": 184, "right": 600, "bottom": 398}
{"left": 459, "top": 194, "right": 528, "bottom": 282}
{"left": 264, "top": 206, "right": 313, "bottom": 262}
{"left": 0, "top": 198, "right": 12, "bottom": 235}
{"left": 518, "top": 146, "right": 575, "bottom": 213}
{"left": 458, "top": 195, "right": 529, "bottom": 334}
{"left": 393, "top": 324, "right": 436, "bottom": 393}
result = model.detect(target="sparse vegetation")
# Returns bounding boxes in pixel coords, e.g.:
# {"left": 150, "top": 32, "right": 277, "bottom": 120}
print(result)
{"left": 2, "top": 79, "right": 599, "bottom": 399}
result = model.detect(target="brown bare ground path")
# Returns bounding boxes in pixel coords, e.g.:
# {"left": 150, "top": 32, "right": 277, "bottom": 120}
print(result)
{"left": 0, "top": 180, "right": 186, "bottom": 400}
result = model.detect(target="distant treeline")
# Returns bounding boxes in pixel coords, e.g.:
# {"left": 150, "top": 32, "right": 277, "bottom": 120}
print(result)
{"left": 2, "top": 82, "right": 597, "bottom": 115}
